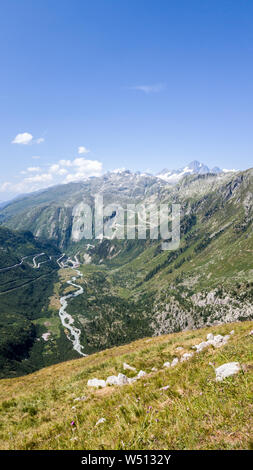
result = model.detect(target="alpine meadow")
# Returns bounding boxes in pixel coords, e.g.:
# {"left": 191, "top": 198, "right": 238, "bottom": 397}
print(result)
{"left": 0, "top": 0, "right": 253, "bottom": 457}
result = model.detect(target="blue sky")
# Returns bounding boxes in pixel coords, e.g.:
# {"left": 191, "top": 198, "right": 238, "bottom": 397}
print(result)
{"left": 0, "top": 0, "right": 253, "bottom": 200}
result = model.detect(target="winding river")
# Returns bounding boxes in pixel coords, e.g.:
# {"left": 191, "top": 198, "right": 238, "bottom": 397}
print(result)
{"left": 0, "top": 251, "right": 86, "bottom": 356}
{"left": 58, "top": 256, "right": 87, "bottom": 357}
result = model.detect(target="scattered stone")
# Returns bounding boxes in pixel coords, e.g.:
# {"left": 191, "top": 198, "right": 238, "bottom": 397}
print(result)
{"left": 128, "top": 377, "right": 138, "bottom": 384}
{"left": 181, "top": 353, "right": 193, "bottom": 362}
{"left": 249, "top": 330, "right": 253, "bottom": 336}
{"left": 212, "top": 334, "right": 224, "bottom": 346}
{"left": 87, "top": 378, "right": 106, "bottom": 388}
{"left": 106, "top": 375, "right": 120, "bottom": 386}
{"left": 95, "top": 417, "right": 106, "bottom": 426}
{"left": 163, "top": 362, "right": 171, "bottom": 368}
{"left": 207, "top": 334, "right": 228, "bottom": 348}
{"left": 86, "top": 330, "right": 239, "bottom": 391}
{"left": 223, "top": 334, "right": 230, "bottom": 342}
{"left": 215, "top": 362, "right": 241, "bottom": 382}
{"left": 160, "top": 385, "right": 170, "bottom": 391}
{"left": 230, "top": 330, "right": 235, "bottom": 335}
{"left": 123, "top": 362, "right": 136, "bottom": 372}
{"left": 105, "top": 373, "right": 130, "bottom": 386}
{"left": 74, "top": 395, "right": 87, "bottom": 402}
{"left": 193, "top": 341, "right": 209, "bottom": 353}
{"left": 171, "top": 358, "right": 179, "bottom": 367}
{"left": 136, "top": 370, "right": 146, "bottom": 378}
{"left": 193, "top": 332, "right": 231, "bottom": 352}
{"left": 117, "top": 373, "right": 129, "bottom": 385}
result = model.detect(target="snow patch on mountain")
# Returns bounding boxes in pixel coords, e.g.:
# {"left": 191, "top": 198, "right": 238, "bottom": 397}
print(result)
{"left": 156, "top": 160, "right": 237, "bottom": 184}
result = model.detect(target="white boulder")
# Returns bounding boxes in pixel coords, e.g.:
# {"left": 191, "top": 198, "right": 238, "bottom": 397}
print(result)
{"left": 192, "top": 332, "right": 231, "bottom": 354}
{"left": 128, "top": 370, "right": 146, "bottom": 383}
{"left": 117, "top": 373, "right": 129, "bottom": 385}
{"left": 171, "top": 358, "right": 179, "bottom": 367}
{"left": 123, "top": 362, "right": 136, "bottom": 372}
{"left": 87, "top": 378, "right": 106, "bottom": 388}
{"left": 215, "top": 362, "right": 241, "bottom": 382}
{"left": 209, "top": 334, "right": 226, "bottom": 348}
{"left": 136, "top": 370, "right": 146, "bottom": 378}
{"left": 95, "top": 417, "right": 106, "bottom": 426}
{"left": 193, "top": 341, "right": 209, "bottom": 352}
{"left": 181, "top": 352, "right": 193, "bottom": 362}
{"left": 163, "top": 362, "right": 171, "bottom": 368}
{"left": 213, "top": 334, "right": 224, "bottom": 342}
{"left": 106, "top": 375, "right": 120, "bottom": 386}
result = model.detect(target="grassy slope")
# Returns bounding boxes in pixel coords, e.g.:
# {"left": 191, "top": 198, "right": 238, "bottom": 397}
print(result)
{"left": 0, "top": 320, "right": 252, "bottom": 450}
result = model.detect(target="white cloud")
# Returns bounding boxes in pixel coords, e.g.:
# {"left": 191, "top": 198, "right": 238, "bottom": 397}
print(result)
{"left": 12, "top": 132, "right": 33, "bottom": 145}
{"left": 25, "top": 173, "right": 53, "bottom": 184}
{"left": 64, "top": 157, "right": 102, "bottom": 182}
{"left": 49, "top": 164, "right": 60, "bottom": 174}
{"left": 11, "top": 133, "right": 45, "bottom": 145}
{"left": 32, "top": 155, "right": 40, "bottom": 159}
{"left": 58, "top": 168, "right": 68, "bottom": 176}
{"left": 129, "top": 83, "right": 166, "bottom": 94}
{"left": 78, "top": 146, "right": 90, "bottom": 155}
{"left": 27, "top": 166, "right": 41, "bottom": 172}
{"left": 0, "top": 182, "right": 12, "bottom": 192}
{"left": 0, "top": 156, "right": 103, "bottom": 196}
{"left": 59, "top": 159, "right": 72, "bottom": 167}
{"left": 20, "top": 166, "right": 41, "bottom": 175}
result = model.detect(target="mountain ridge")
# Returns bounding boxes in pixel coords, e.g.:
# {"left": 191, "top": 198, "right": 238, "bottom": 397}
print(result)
{"left": 156, "top": 159, "right": 237, "bottom": 183}
{"left": 0, "top": 165, "right": 252, "bottom": 378}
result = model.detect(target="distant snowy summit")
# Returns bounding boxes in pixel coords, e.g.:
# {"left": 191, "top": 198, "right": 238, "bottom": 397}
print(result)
{"left": 109, "top": 161, "right": 237, "bottom": 185}
{"left": 156, "top": 160, "right": 237, "bottom": 183}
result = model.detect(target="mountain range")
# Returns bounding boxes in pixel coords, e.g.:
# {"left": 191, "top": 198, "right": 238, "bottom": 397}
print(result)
{"left": 156, "top": 159, "right": 236, "bottom": 182}
{"left": 0, "top": 161, "right": 252, "bottom": 378}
